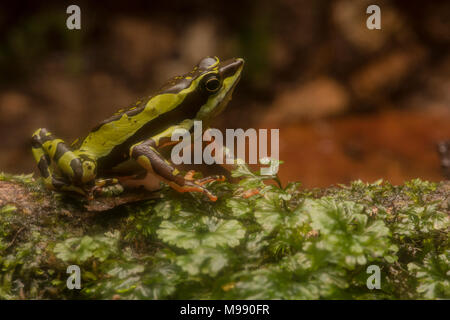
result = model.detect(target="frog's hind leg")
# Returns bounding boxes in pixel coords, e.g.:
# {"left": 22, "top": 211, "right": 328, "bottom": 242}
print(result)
{"left": 31, "top": 128, "right": 86, "bottom": 195}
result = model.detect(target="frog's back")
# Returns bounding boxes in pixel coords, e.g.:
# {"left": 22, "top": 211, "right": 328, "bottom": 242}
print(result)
{"left": 77, "top": 77, "right": 207, "bottom": 171}
{"left": 73, "top": 57, "right": 226, "bottom": 171}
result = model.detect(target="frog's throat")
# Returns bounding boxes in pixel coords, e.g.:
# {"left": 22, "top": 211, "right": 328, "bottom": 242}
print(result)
{"left": 196, "top": 68, "right": 242, "bottom": 122}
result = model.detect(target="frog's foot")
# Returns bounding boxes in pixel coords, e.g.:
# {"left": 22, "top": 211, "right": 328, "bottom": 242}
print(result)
{"left": 184, "top": 170, "right": 225, "bottom": 185}
{"left": 184, "top": 170, "right": 196, "bottom": 181}
{"left": 242, "top": 188, "right": 260, "bottom": 199}
{"left": 194, "top": 175, "right": 226, "bottom": 186}
{"left": 168, "top": 181, "right": 218, "bottom": 202}
{"left": 167, "top": 175, "right": 225, "bottom": 201}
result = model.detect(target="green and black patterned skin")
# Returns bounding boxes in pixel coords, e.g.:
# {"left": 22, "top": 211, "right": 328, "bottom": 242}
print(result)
{"left": 31, "top": 57, "right": 244, "bottom": 201}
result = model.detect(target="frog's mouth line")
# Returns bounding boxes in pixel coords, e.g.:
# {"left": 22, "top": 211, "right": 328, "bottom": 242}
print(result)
{"left": 212, "top": 59, "right": 244, "bottom": 115}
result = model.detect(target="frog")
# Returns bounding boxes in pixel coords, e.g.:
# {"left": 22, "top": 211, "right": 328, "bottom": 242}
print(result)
{"left": 31, "top": 56, "right": 244, "bottom": 202}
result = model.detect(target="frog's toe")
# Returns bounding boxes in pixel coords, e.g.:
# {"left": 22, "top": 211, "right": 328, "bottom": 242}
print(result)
{"left": 184, "top": 170, "right": 196, "bottom": 181}
{"left": 194, "top": 175, "right": 226, "bottom": 186}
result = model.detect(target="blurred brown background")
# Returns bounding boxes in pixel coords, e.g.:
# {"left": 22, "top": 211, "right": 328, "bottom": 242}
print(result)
{"left": 0, "top": 0, "right": 449, "bottom": 188}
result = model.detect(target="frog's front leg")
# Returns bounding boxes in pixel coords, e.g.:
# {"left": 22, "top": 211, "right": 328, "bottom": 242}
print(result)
{"left": 130, "top": 139, "right": 223, "bottom": 201}
{"left": 31, "top": 128, "right": 96, "bottom": 196}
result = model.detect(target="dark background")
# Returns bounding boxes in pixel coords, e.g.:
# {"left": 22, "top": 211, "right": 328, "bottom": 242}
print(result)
{"left": 0, "top": 0, "right": 449, "bottom": 187}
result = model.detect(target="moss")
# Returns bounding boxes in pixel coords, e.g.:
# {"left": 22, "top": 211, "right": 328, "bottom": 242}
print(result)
{"left": 0, "top": 166, "right": 448, "bottom": 299}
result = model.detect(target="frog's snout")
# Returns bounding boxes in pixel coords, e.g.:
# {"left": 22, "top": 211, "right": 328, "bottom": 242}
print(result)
{"left": 219, "top": 58, "right": 244, "bottom": 79}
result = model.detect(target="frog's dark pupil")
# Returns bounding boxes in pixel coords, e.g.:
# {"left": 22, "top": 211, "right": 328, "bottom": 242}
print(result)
{"left": 205, "top": 78, "right": 220, "bottom": 92}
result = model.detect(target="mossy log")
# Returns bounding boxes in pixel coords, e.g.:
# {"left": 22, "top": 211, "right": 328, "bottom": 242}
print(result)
{"left": 0, "top": 171, "right": 448, "bottom": 299}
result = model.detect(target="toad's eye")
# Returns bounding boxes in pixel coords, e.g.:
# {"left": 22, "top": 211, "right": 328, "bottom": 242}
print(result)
{"left": 203, "top": 75, "right": 221, "bottom": 93}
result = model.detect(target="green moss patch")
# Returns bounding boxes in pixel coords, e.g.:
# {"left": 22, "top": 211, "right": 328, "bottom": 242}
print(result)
{"left": 0, "top": 167, "right": 448, "bottom": 299}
